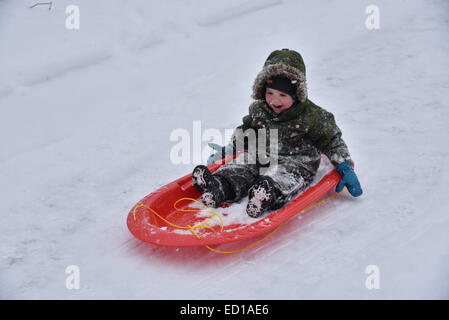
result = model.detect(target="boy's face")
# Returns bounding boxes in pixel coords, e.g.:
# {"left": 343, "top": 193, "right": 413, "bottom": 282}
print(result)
{"left": 265, "top": 88, "right": 294, "bottom": 114}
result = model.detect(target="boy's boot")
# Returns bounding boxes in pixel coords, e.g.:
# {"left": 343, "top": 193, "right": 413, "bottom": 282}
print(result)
{"left": 246, "top": 176, "right": 277, "bottom": 218}
{"left": 192, "top": 165, "right": 234, "bottom": 208}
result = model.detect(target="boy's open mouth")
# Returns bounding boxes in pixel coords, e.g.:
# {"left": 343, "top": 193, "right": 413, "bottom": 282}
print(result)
{"left": 272, "top": 105, "right": 283, "bottom": 109}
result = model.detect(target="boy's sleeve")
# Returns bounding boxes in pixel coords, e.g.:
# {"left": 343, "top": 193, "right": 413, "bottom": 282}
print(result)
{"left": 308, "top": 109, "right": 352, "bottom": 167}
{"left": 229, "top": 114, "right": 252, "bottom": 153}
{"left": 228, "top": 103, "right": 258, "bottom": 152}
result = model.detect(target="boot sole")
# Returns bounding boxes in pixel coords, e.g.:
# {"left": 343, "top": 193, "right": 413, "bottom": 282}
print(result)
{"left": 192, "top": 165, "right": 215, "bottom": 194}
{"left": 246, "top": 179, "right": 275, "bottom": 218}
{"left": 192, "top": 165, "right": 225, "bottom": 207}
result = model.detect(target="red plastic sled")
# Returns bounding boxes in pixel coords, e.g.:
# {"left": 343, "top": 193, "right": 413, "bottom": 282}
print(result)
{"left": 127, "top": 154, "right": 345, "bottom": 247}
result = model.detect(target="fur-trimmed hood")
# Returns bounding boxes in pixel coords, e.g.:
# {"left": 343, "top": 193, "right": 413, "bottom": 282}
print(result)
{"left": 252, "top": 49, "right": 307, "bottom": 103}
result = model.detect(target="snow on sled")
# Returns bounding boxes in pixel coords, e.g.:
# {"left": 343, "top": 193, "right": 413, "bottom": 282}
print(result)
{"left": 127, "top": 154, "right": 342, "bottom": 248}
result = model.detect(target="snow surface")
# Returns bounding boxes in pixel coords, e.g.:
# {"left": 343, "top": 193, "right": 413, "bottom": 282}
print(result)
{"left": 1, "top": 0, "right": 449, "bottom": 299}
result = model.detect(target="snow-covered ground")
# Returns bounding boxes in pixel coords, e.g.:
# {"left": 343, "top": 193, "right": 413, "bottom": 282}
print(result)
{"left": 1, "top": 0, "right": 448, "bottom": 299}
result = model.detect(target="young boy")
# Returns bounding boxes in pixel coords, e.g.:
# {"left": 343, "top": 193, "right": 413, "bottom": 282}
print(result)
{"left": 192, "top": 49, "right": 362, "bottom": 218}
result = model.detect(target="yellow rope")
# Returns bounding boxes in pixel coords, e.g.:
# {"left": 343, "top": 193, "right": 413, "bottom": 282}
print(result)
{"left": 300, "top": 190, "right": 341, "bottom": 213}
{"left": 174, "top": 197, "right": 224, "bottom": 233}
{"left": 132, "top": 190, "right": 341, "bottom": 254}
{"left": 205, "top": 224, "right": 283, "bottom": 254}
{"left": 133, "top": 197, "right": 224, "bottom": 234}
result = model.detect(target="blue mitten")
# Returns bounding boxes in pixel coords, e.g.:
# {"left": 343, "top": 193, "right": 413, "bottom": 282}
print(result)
{"left": 207, "top": 143, "right": 235, "bottom": 165}
{"left": 335, "top": 161, "right": 363, "bottom": 197}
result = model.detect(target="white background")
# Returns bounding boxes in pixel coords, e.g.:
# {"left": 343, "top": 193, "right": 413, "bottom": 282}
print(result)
{"left": 1, "top": 0, "right": 448, "bottom": 299}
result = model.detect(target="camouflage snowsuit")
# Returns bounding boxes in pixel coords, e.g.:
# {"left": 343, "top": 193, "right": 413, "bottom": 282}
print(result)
{"left": 214, "top": 49, "right": 352, "bottom": 208}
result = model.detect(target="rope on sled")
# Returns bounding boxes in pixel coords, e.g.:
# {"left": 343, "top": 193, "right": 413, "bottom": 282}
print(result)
{"left": 132, "top": 190, "right": 342, "bottom": 254}
{"left": 132, "top": 197, "right": 224, "bottom": 236}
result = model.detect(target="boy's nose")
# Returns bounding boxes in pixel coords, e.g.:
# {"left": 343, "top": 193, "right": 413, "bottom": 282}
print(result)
{"left": 271, "top": 98, "right": 281, "bottom": 105}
